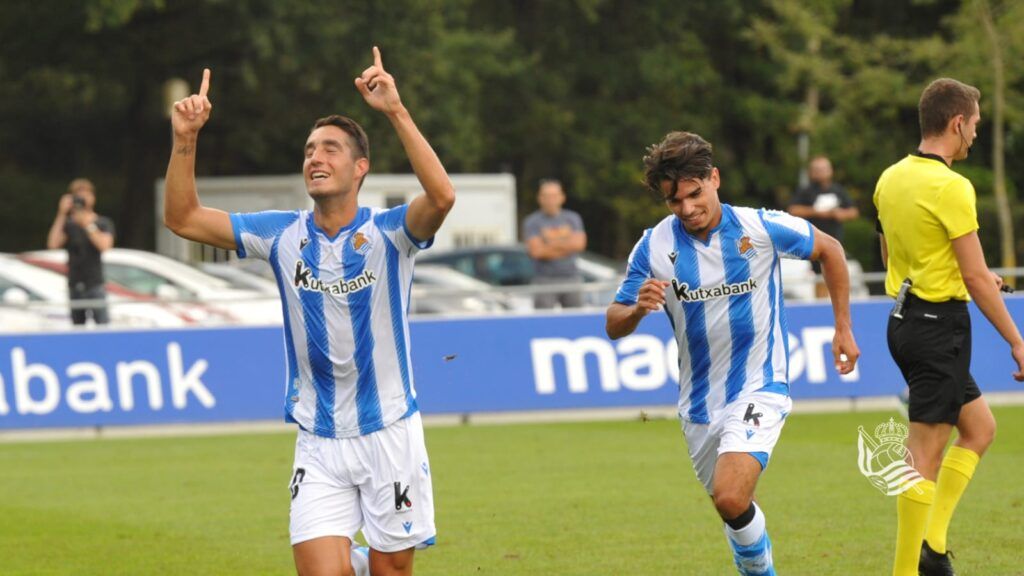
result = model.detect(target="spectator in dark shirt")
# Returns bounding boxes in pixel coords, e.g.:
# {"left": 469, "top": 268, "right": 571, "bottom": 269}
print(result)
{"left": 788, "top": 156, "right": 859, "bottom": 298}
{"left": 46, "top": 178, "right": 115, "bottom": 325}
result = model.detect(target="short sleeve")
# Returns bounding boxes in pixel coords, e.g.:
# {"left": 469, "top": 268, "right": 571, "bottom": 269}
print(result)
{"left": 523, "top": 213, "right": 541, "bottom": 240}
{"left": 936, "top": 179, "right": 978, "bottom": 240}
{"left": 230, "top": 210, "right": 300, "bottom": 261}
{"left": 758, "top": 209, "right": 815, "bottom": 260}
{"left": 96, "top": 216, "right": 115, "bottom": 236}
{"left": 836, "top": 185, "right": 855, "bottom": 208}
{"left": 373, "top": 204, "right": 432, "bottom": 256}
{"left": 567, "top": 210, "right": 585, "bottom": 233}
{"left": 614, "top": 229, "right": 653, "bottom": 305}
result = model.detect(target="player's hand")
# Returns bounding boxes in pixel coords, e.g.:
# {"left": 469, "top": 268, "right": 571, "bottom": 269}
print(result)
{"left": 57, "top": 194, "right": 73, "bottom": 215}
{"left": 1010, "top": 342, "right": 1024, "bottom": 382}
{"left": 171, "top": 68, "right": 213, "bottom": 138}
{"left": 355, "top": 46, "right": 404, "bottom": 115}
{"left": 634, "top": 279, "right": 670, "bottom": 317}
{"left": 833, "top": 327, "right": 860, "bottom": 375}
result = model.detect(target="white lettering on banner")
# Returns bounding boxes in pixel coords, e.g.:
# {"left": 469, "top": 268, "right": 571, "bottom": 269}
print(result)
{"left": 0, "top": 371, "right": 8, "bottom": 415}
{"left": 67, "top": 362, "right": 114, "bottom": 413}
{"left": 116, "top": 360, "right": 163, "bottom": 411}
{"left": 13, "top": 348, "right": 60, "bottom": 415}
{"left": 799, "top": 327, "right": 860, "bottom": 383}
{"left": 168, "top": 343, "right": 215, "bottom": 409}
{"left": 530, "top": 326, "right": 858, "bottom": 394}
{"left": 616, "top": 335, "right": 668, "bottom": 391}
{"left": 532, "top": 337, "right": 618, "bottom": 394}
{"left": 0, "top": 343, "right": 215, "bottom": 417}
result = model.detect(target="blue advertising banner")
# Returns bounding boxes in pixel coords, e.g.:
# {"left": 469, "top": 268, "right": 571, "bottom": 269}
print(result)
{"left": 1, "top": 299, "right": 1022, "bottom": 429}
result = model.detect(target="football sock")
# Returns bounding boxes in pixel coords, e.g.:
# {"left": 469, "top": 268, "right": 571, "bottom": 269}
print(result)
{"left": 351, "top": 543, "right": 370, "bottom": 576}
{"left": 725, "top": 502, "right": 774, "bottom": 575}
{"left": 924, "top": 445, "right": 979, "bottom": 554}
{"left": 725, "top": 503, "right": 757, "bottom": 531}
{"left": 893, "top": 479, "right": 935, "bottom": 576}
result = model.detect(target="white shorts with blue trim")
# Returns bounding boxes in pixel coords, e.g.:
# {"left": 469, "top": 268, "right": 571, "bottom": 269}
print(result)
{"left": 288, "top": 411, "right": 436, "bottom": 553}
{"left": 681, "top": 390, "right": 791, "bottom": 494}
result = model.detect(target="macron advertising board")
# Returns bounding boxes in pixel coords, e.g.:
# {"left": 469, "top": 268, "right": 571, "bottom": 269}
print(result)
{"left": 1, "top": 299, "right": 1022, "bottom": 430}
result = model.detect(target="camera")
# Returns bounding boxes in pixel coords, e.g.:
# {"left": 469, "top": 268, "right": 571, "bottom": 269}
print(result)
{"left": 71, "top": 196, "right": 86, "bottom": 210}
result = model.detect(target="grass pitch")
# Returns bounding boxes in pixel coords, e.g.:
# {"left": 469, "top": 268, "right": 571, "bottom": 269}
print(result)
{"left": 1, "top": 407, "right": 1022, "bottom": 575}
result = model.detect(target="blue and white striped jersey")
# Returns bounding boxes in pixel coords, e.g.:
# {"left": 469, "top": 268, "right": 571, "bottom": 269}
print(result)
{"left": 230, "top": 205, "right": 429, "bottom": 438}
{"left": 615, "top": 205, "right": 814, "bottom": 424}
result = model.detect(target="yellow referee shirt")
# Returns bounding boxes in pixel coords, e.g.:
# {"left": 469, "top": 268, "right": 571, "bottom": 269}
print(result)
{"left": 873, "top": 154, "right": 979, "bottom": 302}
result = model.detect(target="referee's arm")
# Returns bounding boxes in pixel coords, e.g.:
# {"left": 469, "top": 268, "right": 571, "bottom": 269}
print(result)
{"left": 952, "top": 231, "right": 1024, "bottom": 381}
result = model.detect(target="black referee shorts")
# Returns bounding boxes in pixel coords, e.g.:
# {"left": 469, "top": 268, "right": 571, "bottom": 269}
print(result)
{"left": 887, "top": 294, "right": 981, "bottom": 424}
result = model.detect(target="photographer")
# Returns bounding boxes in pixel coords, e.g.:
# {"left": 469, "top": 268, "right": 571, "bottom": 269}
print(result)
{"left": 46, "top": 178, "right": 115, "bottom": 325}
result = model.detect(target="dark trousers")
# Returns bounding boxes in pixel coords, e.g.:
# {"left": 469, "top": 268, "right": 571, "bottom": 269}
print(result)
{"left": 533, "top": 275, "right": 584, "bottom": 309}
{"left": 70, "top": 283, "right": 110, "bottom": 325}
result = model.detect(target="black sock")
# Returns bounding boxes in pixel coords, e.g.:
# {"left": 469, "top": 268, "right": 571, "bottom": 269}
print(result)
{"left": 724, "top": 503, "right": 756, "bottom": 530}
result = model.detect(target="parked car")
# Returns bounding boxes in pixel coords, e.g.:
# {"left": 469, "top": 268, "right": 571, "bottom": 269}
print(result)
{"left": 23, "top": 249, "right": 283, "bottom": 325}
{"left": 410, "top": 264, "right": 513, "bottom": 315}
{"left": 19, "top": 255, "right": 234, "bottom": 326}
{"left": 0, "top": 254, "right": 201, "bottom": 331}
{"left": 416, "top": 245, "right": 622, "bottom": 307}
{"left": 199, "top": 261, "right": 280, "bottom": 295}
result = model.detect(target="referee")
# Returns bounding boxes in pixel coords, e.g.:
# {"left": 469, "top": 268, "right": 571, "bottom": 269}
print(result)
{"left": 875, "top": 78, "right": 1024, "bottom": 576}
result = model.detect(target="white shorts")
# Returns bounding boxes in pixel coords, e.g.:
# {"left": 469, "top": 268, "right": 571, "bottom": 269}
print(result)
{"left": 289, "top": 412, "right": 436, "bottom": 553}
{"left": 681, "top": 391, "right": 792, "bottom": 494}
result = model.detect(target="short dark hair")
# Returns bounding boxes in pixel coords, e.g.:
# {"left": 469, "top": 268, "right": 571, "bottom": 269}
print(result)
{"left": 643, "top": 131, "right": 713, "bottom": 198}
{"left": 538, "top": 178, "right": 562, "bottom": 189}
{"left": 311, "top": 115, "right": 370, "bottom": 160}
{"left": 919, "top": 78, "right": 980, "bottom": 139}
{"left": 68, "top": 178, "right": 95, "bottom": 195}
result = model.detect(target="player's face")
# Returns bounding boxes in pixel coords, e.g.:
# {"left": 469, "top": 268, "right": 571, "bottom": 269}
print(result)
{"left": 662, "top": 168, "right": 722, "bottom": 240}
{"left": 303, "top": 126, "right": 368, "bottom": 199}
{"left": 954, "top": 101, "right": 981, "bottom": 161}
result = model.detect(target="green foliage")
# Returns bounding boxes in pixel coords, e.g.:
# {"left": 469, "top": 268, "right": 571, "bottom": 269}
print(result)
{"left": 3, "top": 0, "right": 1024, "bottom": 267}
{"left": 1, "top": 408, "right": 1023, "bottom": 573}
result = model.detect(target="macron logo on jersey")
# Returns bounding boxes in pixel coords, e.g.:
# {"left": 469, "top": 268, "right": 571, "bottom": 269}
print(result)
{"left": 670, "top": 278, "right": 757, "bottom": 302}
{"left": 293, "top": 261, "right": 377, "bottom": 296}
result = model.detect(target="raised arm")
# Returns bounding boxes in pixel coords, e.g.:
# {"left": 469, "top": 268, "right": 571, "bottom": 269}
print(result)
{"left": 355, "top": 47, "right": 454, "bottom": 241}
{"left": 163, "top": 68, "right": 236, "bottom": 249}
{"left": 809, "top": 227, "right": 860, "bottom": 374}
{"left": 46, "top": 195, "right": 73, "bottom": 249}
{"left": 952, "top": 231, "right": 1024, "bottom": 381}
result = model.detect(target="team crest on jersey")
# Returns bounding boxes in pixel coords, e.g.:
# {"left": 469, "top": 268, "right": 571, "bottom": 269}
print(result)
{"left": 352, "top": 232, "right": 371, "bottom": 255}
{"left": 737, "top": 236, "right": 757, "bottom": 260}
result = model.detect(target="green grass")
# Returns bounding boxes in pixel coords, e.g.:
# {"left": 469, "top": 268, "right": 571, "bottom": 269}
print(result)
{"left": 1, "top": 407, "right": 1022, "bottom": 575}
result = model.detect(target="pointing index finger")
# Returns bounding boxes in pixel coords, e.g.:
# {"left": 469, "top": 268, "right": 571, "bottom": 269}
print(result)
{"left": 373, "top": 46, "right": 383, "bottom": 70}
{"left": 199, "top": 68, "right": 211, "bottom": 98}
